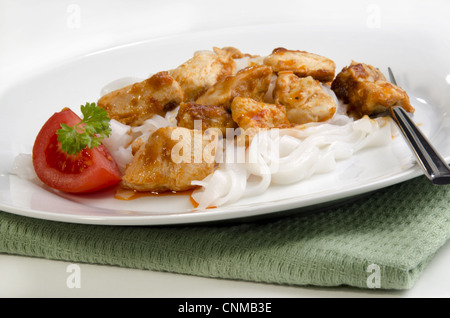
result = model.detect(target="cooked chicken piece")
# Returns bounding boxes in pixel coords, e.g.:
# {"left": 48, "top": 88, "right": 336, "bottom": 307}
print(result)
{"left": 230, "top": 97, "right": 290, "bottom": 130}
{"left": 331, "top": 61, "right": 414, "bottom": 117}
{"left": 263, "top": 47, "right": 336, "bottom": 82}
{"left": 122, "top": 127, "right": 218, "bottom": 192}
{"left": 195, "top": 65, "right": 273, "bottom": 110}
{"left": 273, "top": 72, "right": 336, "bottom": 125}
{"left": 131, "top": 137, "right": 145, "bottom": 155}
{"left": 176, "top": 102, "right": 237, "bottom": 135}
{"left": 98, "top": 71, "right": 184, "bottom": 126}
{"left": 169, "top": 47, "right": 236, "bottom": 102}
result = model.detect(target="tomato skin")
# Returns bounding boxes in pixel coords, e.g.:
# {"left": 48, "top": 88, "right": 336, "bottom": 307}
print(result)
{"left": 32, "top": 108, "right": 122, "bottom": 193}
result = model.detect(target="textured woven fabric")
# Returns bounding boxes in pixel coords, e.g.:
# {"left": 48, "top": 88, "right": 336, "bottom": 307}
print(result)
{"left": 0, "top": 175, "right": 449, "bottom": 290}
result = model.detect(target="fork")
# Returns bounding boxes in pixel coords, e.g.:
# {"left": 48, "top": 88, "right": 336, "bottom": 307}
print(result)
{"left": 388, "top": 67, "right": 450, "bottom": 185}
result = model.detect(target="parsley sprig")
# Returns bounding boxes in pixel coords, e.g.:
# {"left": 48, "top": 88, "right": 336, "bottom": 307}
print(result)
{"left": 57, "top": 102, "right": 111, "bottom": 155}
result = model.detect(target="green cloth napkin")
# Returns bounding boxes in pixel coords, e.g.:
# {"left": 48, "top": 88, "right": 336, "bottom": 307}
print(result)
{"left": 0, "top": 175, "right": 449, "bottom": 290}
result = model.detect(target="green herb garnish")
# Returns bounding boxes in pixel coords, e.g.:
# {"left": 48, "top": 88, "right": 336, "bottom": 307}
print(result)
{"left": 57, "top": 102, "right": 111, "bottom": 155}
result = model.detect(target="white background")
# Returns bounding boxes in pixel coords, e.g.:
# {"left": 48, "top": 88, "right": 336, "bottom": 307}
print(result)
{"left": 0, "top": 0, "right": 449, "bottom": 298}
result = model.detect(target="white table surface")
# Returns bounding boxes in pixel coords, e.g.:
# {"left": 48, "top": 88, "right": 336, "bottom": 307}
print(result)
{"left": 1, "top": 0, "right": 449, "bottom": 298}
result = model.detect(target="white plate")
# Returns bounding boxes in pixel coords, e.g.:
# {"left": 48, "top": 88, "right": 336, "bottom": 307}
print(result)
{"left": 1, "top": 23, "right": 449, "bottom": 226}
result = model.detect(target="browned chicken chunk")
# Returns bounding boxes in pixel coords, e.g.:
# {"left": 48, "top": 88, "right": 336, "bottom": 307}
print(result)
{"left": 169, "top": 47, "right": 236, "bottom": 102}
{"left": 176, "top": 102, "right": 237, "bottom": 135}
{"left": 273, "top": 72, "right": 337, "bottom": 125}
{"left": 122, "top": 127, "right": 218, "bottom": 192}
{"left": 230, "top": 97, "right": 290, "bottom": 130}
{"left": 98, "top": 71, "right": 184, "bottom": 126}
{"left": 263, "top": 47, "right": 336, "bottom": 82}
{"left": 195, "top": 65, "right": 273, "bottom": 110}
{"left": 331, "top": 61, "right": 414, "bottom": 117}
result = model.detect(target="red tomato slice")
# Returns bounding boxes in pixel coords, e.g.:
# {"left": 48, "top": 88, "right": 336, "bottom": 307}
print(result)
{"left": 32, "top": 108, "right": 122, "bottom": 193}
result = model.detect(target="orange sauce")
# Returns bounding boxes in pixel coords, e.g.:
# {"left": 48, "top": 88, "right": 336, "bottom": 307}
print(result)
{"left": 114, "top": 185, "right": 216, "bottom": 209}
{"left": 115, "top": 185, "right": 195, "bottom": 201}
{"left": 190, "top": 195, "right": 199, "bottom": 208}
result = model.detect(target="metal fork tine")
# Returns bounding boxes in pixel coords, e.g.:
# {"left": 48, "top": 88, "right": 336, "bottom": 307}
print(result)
{"left": 388, "top": 67, "right": 397, "bottom": 85}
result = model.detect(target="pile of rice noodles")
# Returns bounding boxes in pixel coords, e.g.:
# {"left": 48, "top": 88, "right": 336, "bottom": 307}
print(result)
{"left": 102, "top": 88, "right": 393, "bottom": 210}
{"left": 10, "top": 56, "right": 395, "bottom": 210}
{"left": 99, "top": 63, "right": 394, "bottom": 209}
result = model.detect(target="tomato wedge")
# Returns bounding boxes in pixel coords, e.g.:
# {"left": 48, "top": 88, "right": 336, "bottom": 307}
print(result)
{"left": 32, "top": 108, "right": 122, "bottom": 193}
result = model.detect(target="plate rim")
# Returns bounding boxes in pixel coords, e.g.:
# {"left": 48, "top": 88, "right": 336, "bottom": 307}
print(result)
{"left": 0, "top": 167, "right": 424, "bottom": 226}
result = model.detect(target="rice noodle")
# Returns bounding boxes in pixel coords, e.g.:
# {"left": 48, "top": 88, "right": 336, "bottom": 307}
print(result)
{"left": 191, "top": 145, "right": 248, "bottom": 207}
{"left": 10, "top": 153, "right": 38, "bottom": 181}
{"left": 102, "top": 110, "right": 176, "bottom": 173}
